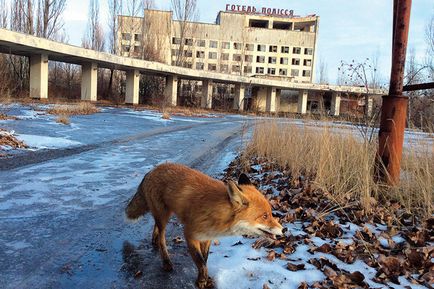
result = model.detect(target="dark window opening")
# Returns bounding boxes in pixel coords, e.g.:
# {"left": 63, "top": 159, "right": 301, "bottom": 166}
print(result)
{"left": 249, "top": 19, "right": 269, "bottom": 28}
{"left": 273, "top": 21, "right": 292, "bottom": 30}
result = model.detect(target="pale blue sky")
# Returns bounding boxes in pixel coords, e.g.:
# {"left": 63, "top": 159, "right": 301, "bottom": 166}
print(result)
{"left": 61, "top": 0, "right": 433, "bottom": 84}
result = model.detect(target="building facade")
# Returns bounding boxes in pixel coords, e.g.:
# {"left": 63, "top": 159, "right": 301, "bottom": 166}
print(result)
{"left": 118, "top": 8, "right": 319, "bottom": 84}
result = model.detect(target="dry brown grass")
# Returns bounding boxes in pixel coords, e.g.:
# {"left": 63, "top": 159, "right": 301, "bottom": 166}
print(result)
{"left": 247, "top": 121, "right": 433, "bottom": 220}
{"left": 56, "top": 115, "right": 70, "bottom": 125}
{"left": 47, "top": 102, "right": 100, "bottom": 116}
{"left": 0, "top": 113, "right": 17, "bottom": 120}
{"left": 161, "top": 112, "right": 171, "bottom": 120}
{"left": 0, "top": 129, "right": 28, "bottom": 149}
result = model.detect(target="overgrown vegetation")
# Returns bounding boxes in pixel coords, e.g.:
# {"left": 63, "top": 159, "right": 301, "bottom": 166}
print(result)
{"left": 47, "top": 102, "right": 100, "bottom": 116}
{"left": 242, "top": 121, "right": 433, "bottom": 221}
{"left": 0, "top": 129, "right": 27, "bottom": 150}
{"left": 56, "top": 114, "right": 70, "bottom": 125}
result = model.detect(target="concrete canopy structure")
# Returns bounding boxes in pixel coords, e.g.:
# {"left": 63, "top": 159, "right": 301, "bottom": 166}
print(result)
{"left": 0, "top": 27, "right": 385, "bottom": 115}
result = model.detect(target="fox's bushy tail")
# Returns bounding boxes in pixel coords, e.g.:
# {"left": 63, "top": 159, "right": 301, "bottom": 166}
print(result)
{"left": 125, "top": 176, "right": 149, "bottom": 220}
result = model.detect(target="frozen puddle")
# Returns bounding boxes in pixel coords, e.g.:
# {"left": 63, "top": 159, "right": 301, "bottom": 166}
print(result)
{"left": 17, "top": 134, "right": 82, "bottom": 149}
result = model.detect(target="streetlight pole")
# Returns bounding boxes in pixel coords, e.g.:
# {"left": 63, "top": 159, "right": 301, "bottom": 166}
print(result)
{"left": 376, "top": 0, "right": 412, "bottom": 185}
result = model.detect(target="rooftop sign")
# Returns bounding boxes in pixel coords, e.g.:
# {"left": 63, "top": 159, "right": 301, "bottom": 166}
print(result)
{"left": 225, "top": 4, "right": 294, "bottom": 17}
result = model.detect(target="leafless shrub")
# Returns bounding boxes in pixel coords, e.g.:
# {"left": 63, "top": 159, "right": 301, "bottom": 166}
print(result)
{"left": 55, "top": 114, "right": 70, "bottom": 125}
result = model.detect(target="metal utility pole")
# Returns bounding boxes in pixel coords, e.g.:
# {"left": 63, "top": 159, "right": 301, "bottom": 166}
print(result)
{"left": 376, "top": 0, "right": 412, "bottom": 185}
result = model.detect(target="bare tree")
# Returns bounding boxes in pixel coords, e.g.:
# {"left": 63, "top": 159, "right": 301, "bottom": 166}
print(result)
{"left": 171, "top": 0, "right": 197, "bottom": 66}
{"left": 425, "top": 15, "right": 434, "bottom": 80}
{"left": 0, "top": 0, "right": 8, "bottom": 28}
{"left": 35, "top": 0, "right": 66, "bottom": 39}
{"left": 317, "top": 59, "right": 328, "bottom": 84}
{"left": 82, "top": 0, "right": 105, "bottom": 51}
{"left": 369, "top": 50, "right": 381, "bottom": 89}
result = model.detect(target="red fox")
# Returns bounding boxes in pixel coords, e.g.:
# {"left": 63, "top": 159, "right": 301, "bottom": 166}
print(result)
{"left": 125, "top": 163, "right": 283, "bottom": 288}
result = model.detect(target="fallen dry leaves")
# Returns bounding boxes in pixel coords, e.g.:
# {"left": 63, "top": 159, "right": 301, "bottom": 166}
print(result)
{"left": 223, "top": 156, "right": 434, "bottom": 288}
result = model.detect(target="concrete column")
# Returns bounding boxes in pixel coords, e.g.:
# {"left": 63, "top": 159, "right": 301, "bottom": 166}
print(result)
{"left": 233, "top": 84, "right": 245, "bottom": 111}
{"left": 29, "top": 54, "right": 48, "bottom": 99}
{"left": 201, "top": 80, "right": 213, "bottom": 109}
{"left": 331, "top": 92, "right": 341, "bottom": 116}
{"left": 297, "top": 90, "right": 308, "bottom": 114}
{"left": 266, "top": 87, "right": 277, "bottom": 112}
{"left": 125, "top": 69, "right": 140, "bottom": 105}
{"left": 81, "top": 62, "right": 98, "bottom": 101}
{"left": 164, "top": 75, "right": 178, "bottom": 106}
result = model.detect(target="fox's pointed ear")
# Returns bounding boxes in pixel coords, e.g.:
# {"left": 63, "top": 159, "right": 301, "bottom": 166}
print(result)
{"left": 227, "top": 181, "right": 249, "bottom": 209}
{"left": 238, "top": 173, "right": 251, "bottom": 185}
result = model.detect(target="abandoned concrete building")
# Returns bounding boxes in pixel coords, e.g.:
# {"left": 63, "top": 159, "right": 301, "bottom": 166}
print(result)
{"left": 117, "top": 8, "right": 375, "bottom": 114}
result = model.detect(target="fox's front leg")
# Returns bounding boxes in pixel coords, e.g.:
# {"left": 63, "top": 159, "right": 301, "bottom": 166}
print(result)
{"left": 185, "top": 236, "right": 214, "bottom": 289}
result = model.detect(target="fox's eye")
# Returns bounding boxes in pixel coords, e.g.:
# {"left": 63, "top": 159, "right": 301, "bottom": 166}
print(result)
{"left": 262, "top": 213, "right": 268, "bottom": 220}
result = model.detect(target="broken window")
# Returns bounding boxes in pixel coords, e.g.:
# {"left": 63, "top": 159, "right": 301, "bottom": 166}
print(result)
{"left": 221, "top": 53, "right": 230, "bottom": 61}
{"left": 291, "top": 69, "right": 299, "bottom": 76}
{"left": 222, "top": 42, "right": 230, "bottom": 49}
{"left": 122, "top": 33, "right": 131, "bottom": 41}
{"left": 267, "top": 68, "right": 276, "bottom": 75}
{"left": 196, "top": 51, "right": 205, "bottom": 58}
{"left": 256, "top": 56, "right": 265, "bottom": 63}
{"left": 257, "top": 44, "right": 266, "bottom": 52}
{"left": 209, "top": 40, "right": 218, "bottom": 48}
{"left": 256, "top": 67, "right": 264, "bottom": 74}
{"left": 244, "top": 66, "right": 252, "bottom": 73}
{"left": 303, "top": 59, "right": 312, "bottom": 66}
{"left": 281, "top": 46, "right": 290, "bottom": 53}
{"left": 172, "top": 37, "right": 181, "bottom": 44}
{"left": 196, "top": 62, "right": 204, "bottom": 70}
{"left": 208, "top": 52, "right": 217, "bottom": 59}
{"left": 233, "top": 54, "right": 242, "bottom": 62}
{"left": 245, "top": 44, "right": 254, "bottom": 51}
{"left": 293, "top": 47, "right": 301, "bottom": 54}
{"left": 233, "top": 42, "right": 242, "bottom": 50}
{"left": 279, "top": 68, "right": 288, "bottom": 76}
{"left": 208, "top": 64, "right": 217, "bottom": 71}
{"left": 292, "top": 58, "right": 300, "bottom": 65}
{"left": 302, "top": 70, "right": 311, "bottom": 77}
{"left": 249, "top": 19, "right": 269, "bottom": 28}
{"left": 196, "top": 39, "right": 206, "bottom": 47}
{"left": 232, "top": 65, "right": 241, "bottom": 73}
{"left": 280, "top": 57, "right": 289, "bottom": 65}
{"left": 269, "top": 45, "right": 278, "bottom": 53}
{"left": 304, "top": 48, "right": 313, "bottom": 55}
{"left": 268, "top": 57, "right": 277, "bottom": 64}
{"left": 273, "top": 21, "right": 292, "bottom": 30}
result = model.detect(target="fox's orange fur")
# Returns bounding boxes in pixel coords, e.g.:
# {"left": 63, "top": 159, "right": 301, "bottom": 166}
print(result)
{"left": 125, "top": 163, "right": 283, "bottom": 288}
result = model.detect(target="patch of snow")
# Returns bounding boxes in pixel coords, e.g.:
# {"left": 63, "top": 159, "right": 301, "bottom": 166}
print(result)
{"left": 16, "top": 134, "right": 82, "bottom": 149}
{"left": 5, "top": 240, "right": 32, "bottom": 250}
{"left": 209, "top": 236, "right": 325, "bottom": 289}
{"left": 391, "top": 234, "right": 406, "bottom": 244}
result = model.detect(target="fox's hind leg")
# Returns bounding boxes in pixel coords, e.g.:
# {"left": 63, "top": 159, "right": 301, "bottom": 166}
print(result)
{"left": 151, "top": 223, "right": 159, "bottom": 249}
{"left": 200, "top": 240, "right": 211, "bottom": 263}
{"left": 153, "top": 211, "right": 173, "bottom": 271}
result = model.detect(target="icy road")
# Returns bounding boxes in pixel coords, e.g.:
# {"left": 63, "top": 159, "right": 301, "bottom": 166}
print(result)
{"left": 0, "top": 105, "right": 251, "bottom": 289}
